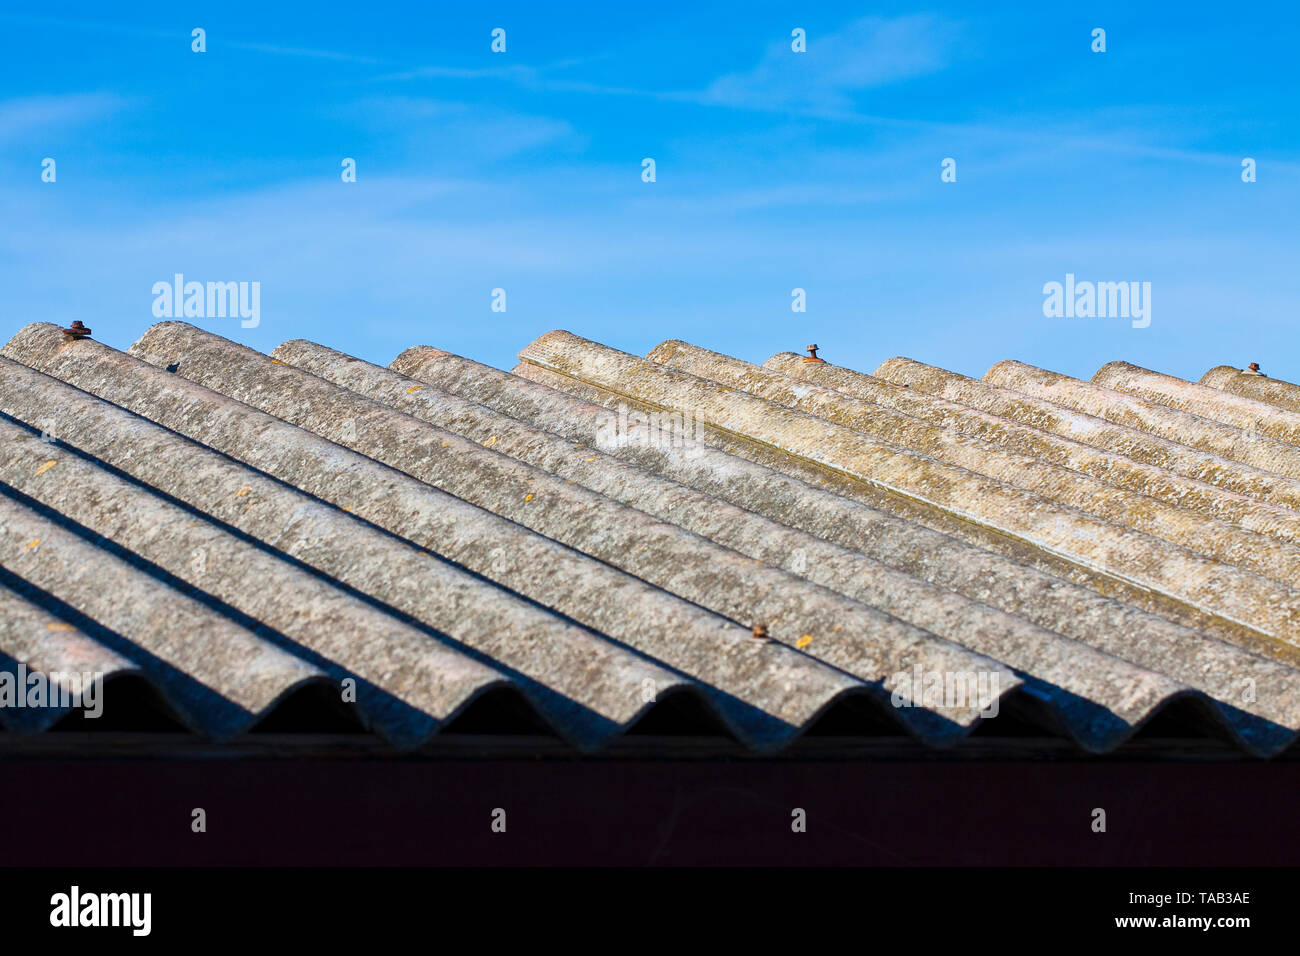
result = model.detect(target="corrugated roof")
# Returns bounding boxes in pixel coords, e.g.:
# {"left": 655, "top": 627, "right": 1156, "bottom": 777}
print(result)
{"left": 3, "top": 321, "right": 1299, "bottom": 755}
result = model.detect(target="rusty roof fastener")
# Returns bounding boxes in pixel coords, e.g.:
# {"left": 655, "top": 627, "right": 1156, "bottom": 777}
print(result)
{"left": 751, "top": 623, "right": 769, "bottom": 640}
{"left": 1248, "top": 362, "right": 1262, "bottom": 373}
{"left": 61, "top": 321, "right": 92, "bottom": 340}
{"left": 803, "top": 344, "right": 825, "bottom": 364}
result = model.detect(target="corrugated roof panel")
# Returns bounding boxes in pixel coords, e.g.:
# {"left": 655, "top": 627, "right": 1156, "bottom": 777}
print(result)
{"left": 873, "top": 356, "right": 1300, "bottom": 507}
{"left": 4, "top": 319, "right": 1299, "bottom": 756}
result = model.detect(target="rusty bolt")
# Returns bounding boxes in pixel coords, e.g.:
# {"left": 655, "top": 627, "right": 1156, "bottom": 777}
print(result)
{"left": 751, "top": 623, "right": 769, "bottom": 640}
{"left": 803, "top": 344, "right": 825, "bottom": 364}
{"left": 61, "top": 321, "right": 92, "bottom": 340}
{"left": 1248, "top": 362, "right": 1261, "bottom": 372}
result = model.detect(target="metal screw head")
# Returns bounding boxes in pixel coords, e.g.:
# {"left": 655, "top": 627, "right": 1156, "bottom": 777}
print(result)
{"left": 61, "top": 321, "right": 92, "bottom": 339}
{"left": 803, "top": 344, "right": 825, "bottom": 364}
{"left": 1249, "top": 362, "right": 1261, "bottom": 372}
{"left": 751, "top": 623, "right": 769, "bottom": 640}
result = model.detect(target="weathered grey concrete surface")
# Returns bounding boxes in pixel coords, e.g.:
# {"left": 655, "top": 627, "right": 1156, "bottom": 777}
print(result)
{"left": 1095, "top": 361, "right": 1300, "bottom": 445}
{"left": 875, "top": 356, "right": 1300, "bottom": 508}
{"left": 1202, "top": 365, "right": 1300, "bottom": 412}
{"left": 2, "top": 325, "right": 919, "bottom": 747}
{"left": 509, "top": 359, "right": 1287, "bottom": 657}
{"left": 985, "top": 360, "right": 1300, "bottom": 477}
{"left": 657, "top": 340, "right": 1300, "bottom": 574}
{"left": 7, "top": 318, "right": 1299, "bottom": 754}
{"left": 265, "top": 338, "right": 1259, "bottom": 751}
{"left": 516, "top": 330, "right": 1300, "bottom": 646}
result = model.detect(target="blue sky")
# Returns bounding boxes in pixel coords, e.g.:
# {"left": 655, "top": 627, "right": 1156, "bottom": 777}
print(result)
{"left": 2, "top": 1, "right": 1297, "bottom": 382}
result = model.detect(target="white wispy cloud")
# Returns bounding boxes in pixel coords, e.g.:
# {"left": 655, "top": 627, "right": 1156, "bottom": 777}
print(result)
{"left": 364, "top": 17, "right": 961, "bottom": 117}
{"left": 697, "top": 15, "right": 961, "bottom": 114}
